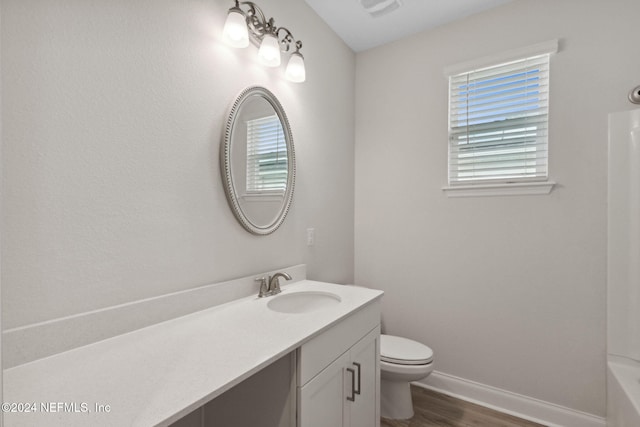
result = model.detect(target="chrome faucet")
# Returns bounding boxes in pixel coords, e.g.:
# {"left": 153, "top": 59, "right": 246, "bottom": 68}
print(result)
{"left": 268, "top": 272, "right": 291, "bottom": 295}
{"left": 256, "top": 272, "right": 292, "bottom": 298}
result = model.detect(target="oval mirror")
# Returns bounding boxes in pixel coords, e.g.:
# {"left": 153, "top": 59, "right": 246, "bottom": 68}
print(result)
{"left": 221, "top": 86, "right": 295, "bottom": 235}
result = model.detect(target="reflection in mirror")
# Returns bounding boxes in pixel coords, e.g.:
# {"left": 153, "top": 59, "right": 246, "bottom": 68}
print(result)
{"left": 232, "top": 96, "right": 287, "bottom": 225}
{"left": 221, "top": 87, "right": 295, "bottom": 235}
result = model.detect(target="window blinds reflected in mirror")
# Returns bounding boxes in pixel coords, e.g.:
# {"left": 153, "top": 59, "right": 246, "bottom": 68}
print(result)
{"left": 245, "top": 115, "right": 288, "bottom": 193}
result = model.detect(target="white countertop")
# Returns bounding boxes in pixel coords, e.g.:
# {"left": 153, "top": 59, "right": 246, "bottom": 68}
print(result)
{"left": 3, "top": 281, "right": 383, "bottom": 427}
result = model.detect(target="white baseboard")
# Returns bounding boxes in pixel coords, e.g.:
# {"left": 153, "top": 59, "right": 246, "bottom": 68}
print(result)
{"left": 415, "top": 371, "right": 605, "bottom": 427}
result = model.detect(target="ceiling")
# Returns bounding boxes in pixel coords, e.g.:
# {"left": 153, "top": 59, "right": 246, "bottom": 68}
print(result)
{"left": 304, "top": 0, "right": 514, "bottom": 52}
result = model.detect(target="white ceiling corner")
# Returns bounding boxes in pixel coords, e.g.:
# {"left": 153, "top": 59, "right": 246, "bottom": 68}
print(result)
{"left": 304, "top": 0, "right": 514, "bottom": 52}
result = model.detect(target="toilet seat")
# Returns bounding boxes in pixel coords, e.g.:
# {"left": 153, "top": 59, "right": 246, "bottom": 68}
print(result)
{"left": 380, "top": 334, "right": 433, "bottom": 365}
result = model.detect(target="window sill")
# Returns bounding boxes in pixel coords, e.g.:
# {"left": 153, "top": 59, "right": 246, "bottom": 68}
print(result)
{"left": 442, "top": 181, "right": 556, "bottom": 198}
{"left": 241, "top": 193, "right": 285, "bottom": 202}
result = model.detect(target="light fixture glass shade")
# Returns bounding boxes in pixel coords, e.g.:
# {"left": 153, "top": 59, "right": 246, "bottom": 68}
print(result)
{"left": 223, "top": 8, "right": 249, "bottom": 48}
{"left": 258, "top": 34, "right": 281, "bottom": 67}
{"left": 285, "top": 52, "right": 306, "bottom": 82}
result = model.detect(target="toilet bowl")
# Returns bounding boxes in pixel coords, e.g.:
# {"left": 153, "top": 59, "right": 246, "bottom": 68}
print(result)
{"left": 380, "top": 334, "right": 434, "bottom": 420}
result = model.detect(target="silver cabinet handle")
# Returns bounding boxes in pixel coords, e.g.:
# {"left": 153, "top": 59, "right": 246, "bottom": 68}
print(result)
{"left": 346, "top": 367, "right": 356, "bottom": 402}
{"left": 353, "top": 362, "right": 361, "bottom": 395}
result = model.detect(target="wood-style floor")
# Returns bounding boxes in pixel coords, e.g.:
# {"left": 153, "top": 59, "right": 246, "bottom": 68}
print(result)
{"left": 381, "top": 386, "right": 547, "bottom": 427}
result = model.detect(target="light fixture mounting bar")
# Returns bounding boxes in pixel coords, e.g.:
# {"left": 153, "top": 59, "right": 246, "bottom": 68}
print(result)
{"left": 236, "top": 1, "right": 303, "bottom": 54}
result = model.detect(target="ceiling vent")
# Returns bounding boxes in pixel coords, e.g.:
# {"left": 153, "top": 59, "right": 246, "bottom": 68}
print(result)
{"left": 359, "top": 0, "right": 403, "bottom": 18}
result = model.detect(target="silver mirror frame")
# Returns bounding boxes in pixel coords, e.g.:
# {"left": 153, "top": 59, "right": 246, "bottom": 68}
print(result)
{"left": 220, "top": 86, "right": 296, "bottom": 235}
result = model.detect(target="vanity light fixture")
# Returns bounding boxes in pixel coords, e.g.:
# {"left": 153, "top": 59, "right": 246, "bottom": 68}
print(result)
{"left": 222, "top": 0, "right": 306, "bottom": 82}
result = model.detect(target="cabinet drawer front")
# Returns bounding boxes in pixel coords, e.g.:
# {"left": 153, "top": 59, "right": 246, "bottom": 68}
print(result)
{"left": 298, "top": 301, "right": 380, "bottom": 386}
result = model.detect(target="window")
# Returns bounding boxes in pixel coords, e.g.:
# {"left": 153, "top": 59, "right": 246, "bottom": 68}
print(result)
{"left": 446, "top": 41, "right": 557, "bottom": 195}
{"left": 246, "top": 114, "right": 288, "bottom": 194}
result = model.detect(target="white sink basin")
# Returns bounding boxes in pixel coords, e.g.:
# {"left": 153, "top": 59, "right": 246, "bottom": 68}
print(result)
{"left": 267, "top": 291, "right": 341, "bottom": 314}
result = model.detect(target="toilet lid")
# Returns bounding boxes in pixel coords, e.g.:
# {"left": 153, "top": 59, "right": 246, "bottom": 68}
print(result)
{"left": 380, "top": 334, "right": 433, "bottom": 365}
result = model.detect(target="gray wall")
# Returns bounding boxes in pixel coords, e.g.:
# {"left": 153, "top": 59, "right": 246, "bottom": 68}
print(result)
{"left": 5, "top": 0, "right": 639, "bottom": 421}
{"left": 354, "top": 0, "right": 640, "bottom": 417}
{"left": 1, "top": 0, "right": 355, "bottom": 330}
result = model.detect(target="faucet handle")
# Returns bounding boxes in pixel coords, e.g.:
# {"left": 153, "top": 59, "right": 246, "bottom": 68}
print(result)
{"left": 255, "top": 277, "right": 269, "bottom": 298}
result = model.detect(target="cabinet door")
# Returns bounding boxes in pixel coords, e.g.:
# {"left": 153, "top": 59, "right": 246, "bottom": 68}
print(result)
{"left": 347, "top": 328, "right": 380, "bottom": 427}
{"left": 298, "top": 351, "right": 349, "bottom": 427}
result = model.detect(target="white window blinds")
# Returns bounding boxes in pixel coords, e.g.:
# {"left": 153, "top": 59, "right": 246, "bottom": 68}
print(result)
{"left": 246, "top": 114, "right": 288, "bottom": 193}
{"left": 448, "top": 53, "right": 551, "bottom": 184}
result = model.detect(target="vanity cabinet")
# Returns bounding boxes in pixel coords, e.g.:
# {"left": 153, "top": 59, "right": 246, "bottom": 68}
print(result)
{"left": 297, "top": 302, "right": 380, "bottom": 427}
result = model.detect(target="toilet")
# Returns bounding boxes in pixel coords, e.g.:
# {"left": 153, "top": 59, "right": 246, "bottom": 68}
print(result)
{"left": 379, "top": 334, "right": 434, "bottom": 420}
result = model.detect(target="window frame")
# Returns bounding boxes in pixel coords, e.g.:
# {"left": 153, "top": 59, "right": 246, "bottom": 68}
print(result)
{"left": 442, "top": 40, "right": 558, "bottom": 197}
